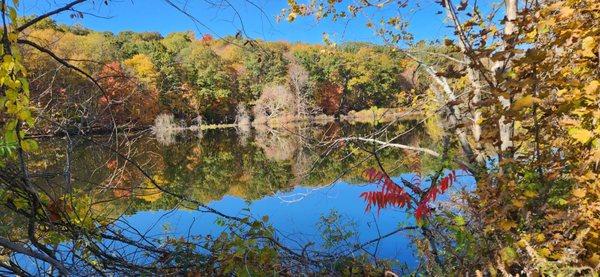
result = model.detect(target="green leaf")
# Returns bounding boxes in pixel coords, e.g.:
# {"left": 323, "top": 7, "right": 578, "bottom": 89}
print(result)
{"left": 4, "top": 130, "right": 17, "bottom": 144}
{"left": 500, "top": 246, "right": 517, "bottom": 264}
{"left": 21, "top": 139, "right": 38, "bottom": 152}
{"left": 454, "top": 216, "right": 466, "bottom": 226}
{"left": 18, "top": 77, "right": 29, "bottom": 93}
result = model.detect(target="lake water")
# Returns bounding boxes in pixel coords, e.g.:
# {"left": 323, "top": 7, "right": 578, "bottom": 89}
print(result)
{"left": 30, "top": 122, "right": 473, "bottom": 271}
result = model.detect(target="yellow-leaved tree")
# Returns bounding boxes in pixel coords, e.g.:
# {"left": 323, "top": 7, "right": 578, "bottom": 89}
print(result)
{"left": 285, "top": 0, "right": 599, "bottom": 274}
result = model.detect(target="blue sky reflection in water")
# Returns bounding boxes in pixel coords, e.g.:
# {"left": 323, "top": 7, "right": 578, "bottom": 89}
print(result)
{"left": 122, "top": 173, "right": 475, "bottom": 269}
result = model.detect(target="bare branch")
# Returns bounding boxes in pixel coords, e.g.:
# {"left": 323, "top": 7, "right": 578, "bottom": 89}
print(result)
{"left": 0, "top": 236, "right": 68, "bottom": 275}
{"left": 17, "top": 39, "right": 105, "bottom": 94}
{"left": 339, "top": 137, "right": 441, "bottom": 157}
{"left": 16, "top": 0, "right": 87, "bottom": 32}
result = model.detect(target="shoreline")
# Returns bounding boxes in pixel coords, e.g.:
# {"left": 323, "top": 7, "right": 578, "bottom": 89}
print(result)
{"left": 26, "top": 110, "right": 424, "bottom": 140}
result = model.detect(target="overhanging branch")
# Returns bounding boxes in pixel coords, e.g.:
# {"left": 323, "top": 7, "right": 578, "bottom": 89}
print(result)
{"left": 17, "top": 38, "right": 105, "bottom": 94}
{"left": 16, "top": 0, "right": 87, "bottom": 32}
{"left": 0, "top": 236, "right": 68, "bottom": 275}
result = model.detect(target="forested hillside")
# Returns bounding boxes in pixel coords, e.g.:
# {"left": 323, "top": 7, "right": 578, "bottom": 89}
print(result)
{"left": 21, "top": 18, "right": 429, "bottom": 129}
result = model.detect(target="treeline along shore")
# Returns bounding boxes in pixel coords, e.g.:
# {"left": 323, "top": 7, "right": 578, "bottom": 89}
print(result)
{"left": 18, "top": 17, "right": 437, "bottom": 134}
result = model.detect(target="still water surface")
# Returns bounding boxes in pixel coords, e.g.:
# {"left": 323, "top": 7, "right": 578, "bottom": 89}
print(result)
{"left": 34, "top": 122, "right": 471, "bottom": 269}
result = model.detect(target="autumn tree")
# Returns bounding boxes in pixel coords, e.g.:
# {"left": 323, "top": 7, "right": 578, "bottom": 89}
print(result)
{"left": 293, "top": 44, "right": 408, "bottom": 115}
{"left": 286, "top": 0, "right": 600, "bottom": 274}
{"left": 293, "top": 45, "right": 350, "bottom": 115}
{"left": 287, "top": 52, "right": 314, "bottom": 118}
{"left": 123, "top": 53, "right": 159, "bottom": 88}
{"left": 252, "top": 84, "right": 295, "bottom": 125}
{"left": 239, "top": 41, "right": 289, "bottom": 100}
{"left": 97, "top": 61, "right": 159, "bottom": 125}
{"left": 179, "top": 42, "right": 237, "bottom": 122}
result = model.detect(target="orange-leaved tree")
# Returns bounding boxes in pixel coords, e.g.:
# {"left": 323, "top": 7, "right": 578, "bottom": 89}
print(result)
{"left": 98, "top": 61, "right": 159, "bottom": 126}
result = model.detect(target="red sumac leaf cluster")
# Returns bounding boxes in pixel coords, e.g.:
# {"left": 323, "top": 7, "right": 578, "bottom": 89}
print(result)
{"left": 360, "top": 168, "right": 411, "bottom": 213}
{"left": 415, "top": 170, "right": 457, "bottom": 220}
{"left": 361, "top": 168, "right": 458, "bottom": 221}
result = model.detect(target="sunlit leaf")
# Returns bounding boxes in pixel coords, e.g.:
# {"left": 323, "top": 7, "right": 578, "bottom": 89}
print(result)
{"left": 511, "top": 95, "right": 541, "bottom": 111}
{"left": 568, "top": 128, "right": 593, "bottom": 144}
{"left": 581, "top": 36, "right": 597, "bottom": 58}
{"left": 572, "top": 188, "right": 586, "bottom": 198}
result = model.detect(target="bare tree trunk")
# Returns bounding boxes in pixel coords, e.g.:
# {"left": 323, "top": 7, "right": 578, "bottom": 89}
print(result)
{"left": 498, "top": 0, "right": 518, "bottom": 154}
{"left": 468, "top": 69, "right": 484, "bottom": 162}
{"left": 430, "top": 80, "right": 475, "bottom": 162}
{"left": 438, "top": 1, "right": 484, "bottom": 164}
{"left": 442, "top": 0, "right": 517, "bottom": 158}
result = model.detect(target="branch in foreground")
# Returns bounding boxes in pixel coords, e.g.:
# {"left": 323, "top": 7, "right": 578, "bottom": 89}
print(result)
{"left": 0, "top": 236, "right": 68, "bottom": 275}
{"left": 16, "top": 0, "right": 87, "bottom": 32}
{"left": 17, "top": 39, "right": 105, "bottom": 94}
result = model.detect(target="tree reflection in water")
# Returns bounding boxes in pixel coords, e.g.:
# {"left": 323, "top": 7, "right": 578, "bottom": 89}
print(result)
{"left": 2, "top": 120, "right": 452, "bottom": 275}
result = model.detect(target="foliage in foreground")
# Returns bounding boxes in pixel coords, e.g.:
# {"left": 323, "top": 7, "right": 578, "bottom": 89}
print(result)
{"left": 286, "top": 0, "right": 600, "bottom": 274}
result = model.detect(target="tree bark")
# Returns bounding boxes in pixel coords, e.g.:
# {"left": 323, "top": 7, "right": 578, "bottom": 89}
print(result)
{"left": 498, "top": 0, "right": 518, "bottom": 154}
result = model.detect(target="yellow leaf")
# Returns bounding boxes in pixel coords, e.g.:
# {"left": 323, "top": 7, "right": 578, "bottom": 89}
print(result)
{"left": 588, "top": 253, "right": 600, "bottom": 266}
{"left": 137, "top": 184, "right": 162, "bottom": 202}
{"left": 512, "top": 95, "right": 541, "bottom": 111}
{"left": 549, "top": 252, "right": 562, "bottom": 260}
{"left": 581, "top": 36, "right": 597, "bottom": 58}
{"left": 524, "top": 190, "right": 538, "bottom": 198}
{"left": 17, "top": 109, "right": 31, "bottom": 121}
{"left": 535, "top": 233, "right": 545, "bottom": 243}
{"left": 568, "top": 128, "right": 593, "bottom": 144}
{"left": 526, "top": 29, "right": 537, "bottom": 40}
{"left": 559, "top": 6, "right": 574, "bottom": 18}
{"left": 7, "top": 33, "right": 17, "bottom": 43}
{"left": 500, "top": 247, "right": 517, "bottom": 263}
{"left": 572, "top": 188, "right": 586, "bottom": 198}
{"left": 512, "top": 199, "right": 525, "bottom": 208}
{"left": 500, "top": 220, "right": 517, "bottom": 231}
{"left": 584, "top": 80, "right": 599, "bottom": 95}
{"left": 21, "top": 139, "right": 38, "bottom": 152}
{"left": 287, "top": 12, "right": 297, "bottom": 22}
{"left": 538, "top": 248, "right": 551, "bottom": 258}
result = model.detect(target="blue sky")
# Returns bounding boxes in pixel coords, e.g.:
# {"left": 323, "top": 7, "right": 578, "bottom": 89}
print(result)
{"left": 22, "top": 0, "right": 452, "bottom": 44}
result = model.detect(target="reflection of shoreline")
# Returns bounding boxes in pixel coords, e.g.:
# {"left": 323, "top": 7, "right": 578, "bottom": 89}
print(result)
{"left": 152, "top": 110, "right": 424, "bottom": 145}
{"left": 24, "top": 120, "right": 445, "bottom": 273}
{"left": 32, "top": 121, "right": 436, "bottom": 216}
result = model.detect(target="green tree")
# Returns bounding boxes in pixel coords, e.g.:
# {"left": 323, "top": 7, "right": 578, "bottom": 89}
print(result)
{"left": 179, "top": 43, "right": 237, "bottom": 122}
{"left": 239, "top": 42, "right": 289, "bottom": 101}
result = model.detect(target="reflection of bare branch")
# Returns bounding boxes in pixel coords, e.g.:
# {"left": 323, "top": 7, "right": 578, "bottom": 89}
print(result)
{"left": 339, "top": 137, "right": 440, "bottom": 157}
{"left": 255, "top": 126, "right": 298, "bottom": 161}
